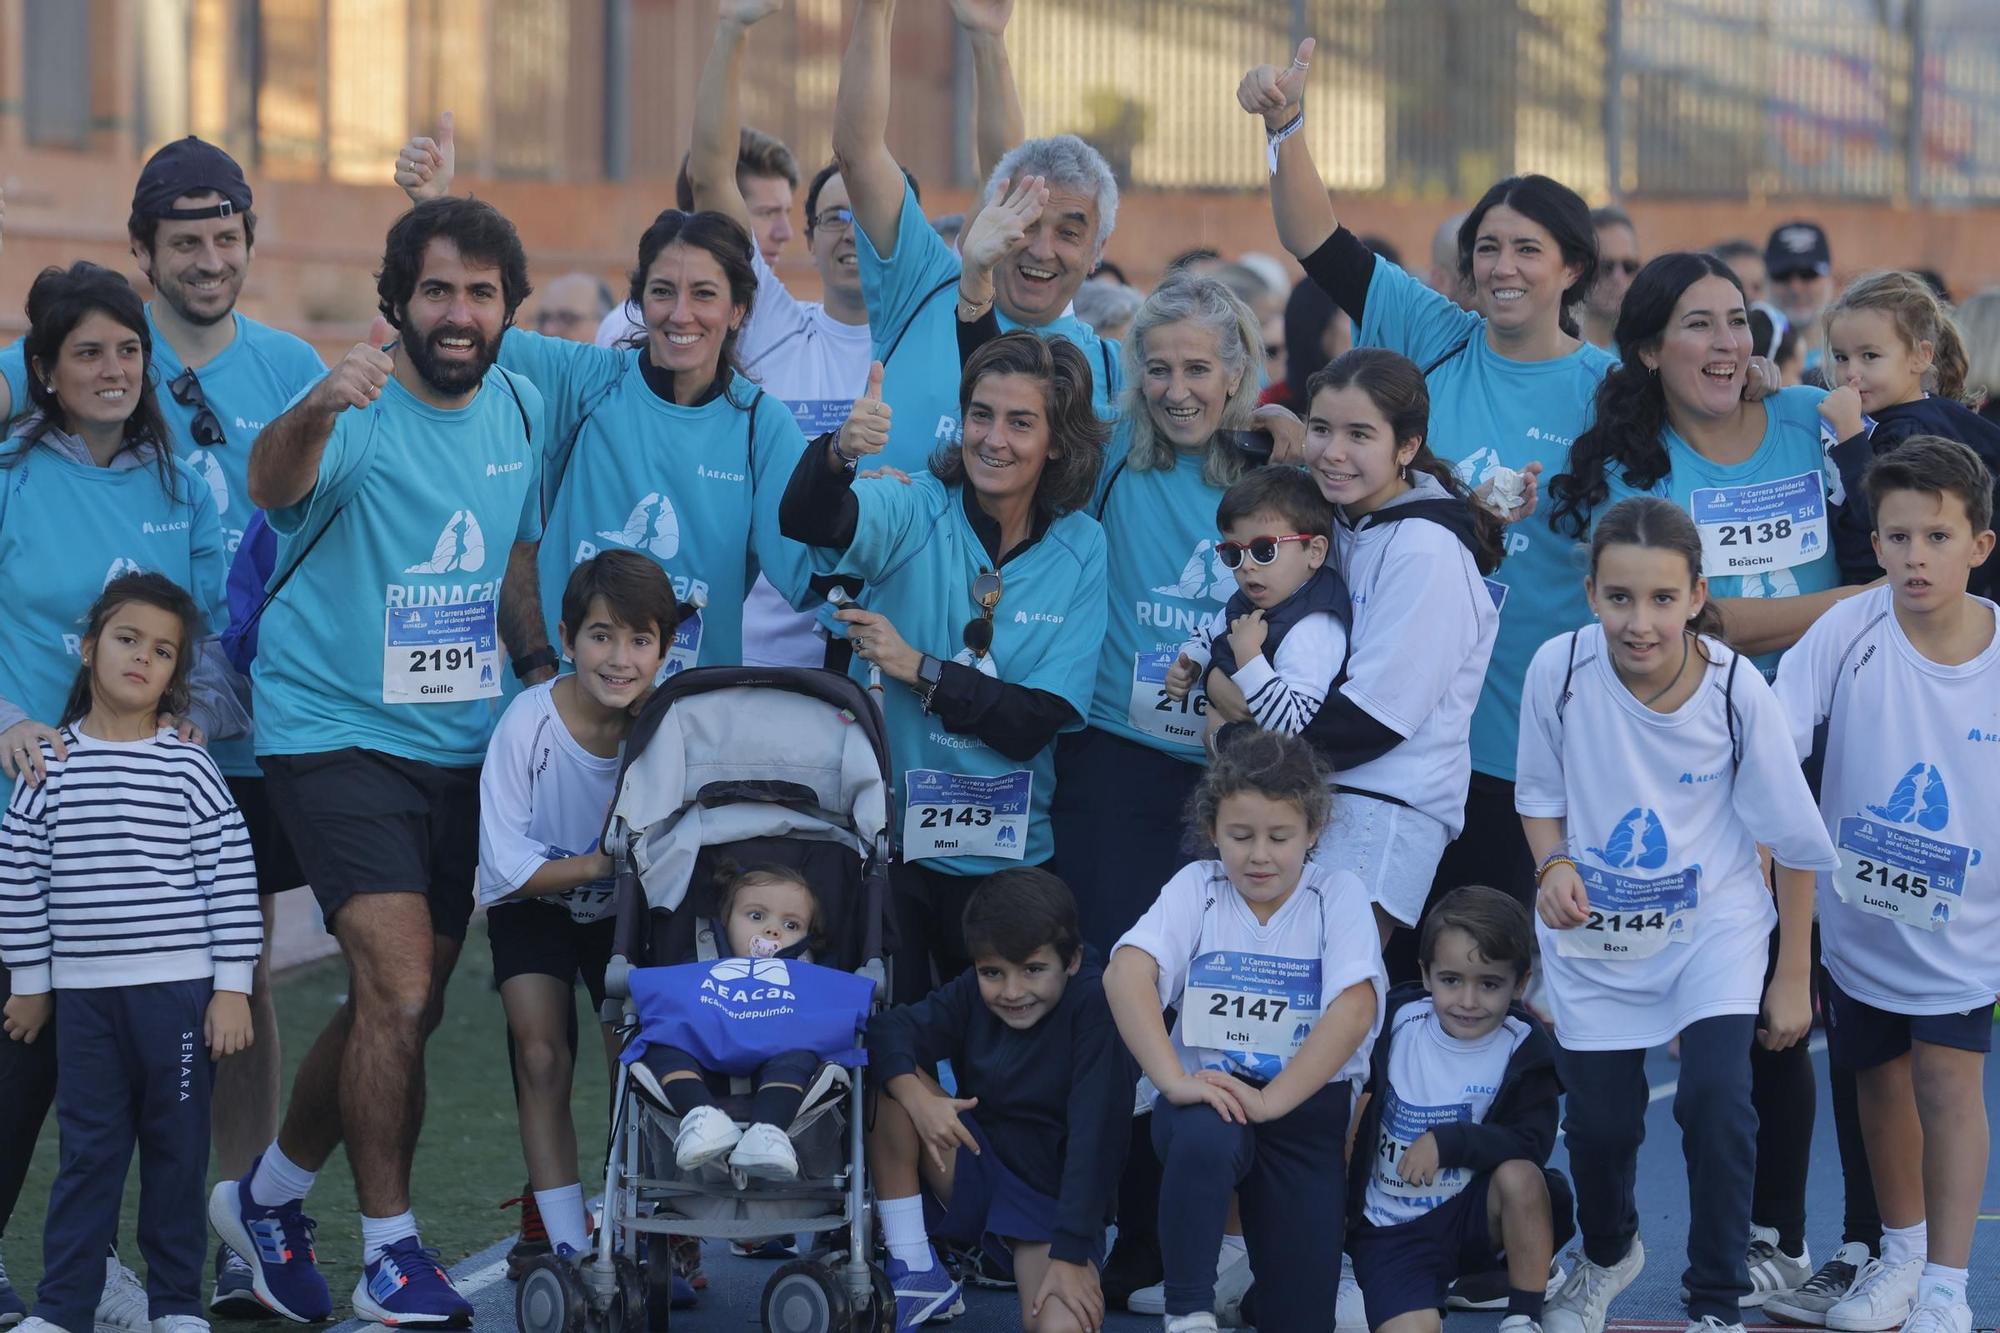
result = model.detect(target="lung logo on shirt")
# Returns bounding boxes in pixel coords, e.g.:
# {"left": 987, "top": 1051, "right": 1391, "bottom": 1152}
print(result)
{"left": 1868, "top": 763, "right": 1950, "bottom": 832}
{"left": 1152, "top": 540, "right": 1234, "bottom": 601}
{"left": 710, "top": 957, "right": 790, "bottom": 985}
{"left": 1587, "top": 807, "right": 1670, "bottom": 870}
{"left": 598, "top": 493, "right": 681, "bottom": 560}
{"left": 189, "top": 448, "right": 230, "bottom": 516}
{"left": 103, "top": 556, "right": 145, "bottom": 586}
{"left": 405, "top": 510, "right": 487, "bottom": 574}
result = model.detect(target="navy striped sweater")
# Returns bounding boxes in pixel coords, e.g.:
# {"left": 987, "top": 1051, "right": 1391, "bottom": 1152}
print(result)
{"left": 0, "top": 726, "right": 261, "bottom": 994}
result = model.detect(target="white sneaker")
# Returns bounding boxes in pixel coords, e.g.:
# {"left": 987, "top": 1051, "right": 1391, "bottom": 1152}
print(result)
{"left": 1165, "top": 1315, "right": 1218, "bottom": 1333}
{"left": 727, "top": 1123, "right": 799, "bottom": 1181}
{"left": 1899, "top": 1292, "right": 1973, "bottom": 1333}
{"left": 1128, "top": 1242, "right": 1250, "bottom": 1322}
{"left": 95, "top": 1259, "right": 150, "bottom": 1333}
{"left": 1680, "top": 1225, "right": 1812, "bottom": 1308}
{"left": 673, "top": 1105, "right": 741, "bottom": 1171}
{"left": 1824, "top": 1257, "right": 1922, "bottom": 1332}
{"left": 149, "top": 1318, "right": 212, "bottom": 1333}
{"left": 1335, "top": 1255, "right": 1367, "bottom": 1333}
{"left": 1767, "top": 1242, "right": 1870, "bottom": 1326}
{"left": 20, "top": 1321, "right": 76, "bottom": 1333}
{"left": 1499, "top": 1319, "right": 1543, "bottom": 1333}
{"left": 1544, "top": 1238, "right": 1645, "bottom": 1333}
{"left": 1685, "top": 1318, "right": 1745, "bottom": 1333}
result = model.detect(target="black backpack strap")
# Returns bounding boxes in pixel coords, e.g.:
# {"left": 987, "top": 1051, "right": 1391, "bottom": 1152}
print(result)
{"left": 1098, "top": 338, "right": 1118, "bottom": 398}
{"left": 1093, "top": 456, "right": 1132, "bottom": 521}
{"left": 1421, "top": 338, "right": 1472, "bottom": 377}
{"left": 880, "top": 277, "right": 960, "bottom": 368}
{"left": 540, "top": 376, "right": 620, "bottom": 522}
{"left": 1722, "top": 648, "right": 1744, "bottom": 772}
{"left": 1555, "top": 628, "right": 1582, "bottom": 725}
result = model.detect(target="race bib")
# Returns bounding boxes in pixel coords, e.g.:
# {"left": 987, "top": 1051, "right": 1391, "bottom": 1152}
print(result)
{"left": 549, "top": 842, "right": 616, "bottom": 924}
{"left": 382, "top": 602, "right": 501, "bottom": 704}
{"left": 1371, "top": 1089, "right": 1472, "bottom": 1202}
{"left": 1180, "top": 950, "right": 1321, "bottom": 1068}
{"left": 656, "top": 613, "right": 703, "bottom": 683}
{"left": 1128, "top": 650, "right": 1207, "bottom": 747}
{"left": 902, "top": 768, "right": 1031, "bottom": 861}
{"left": 1835, "top": 816, "right": 1968, "bottom": 932}
{"left": 1555, "top": 864, "right": 1700, "bottom": 960}
{"left": 1690, "top": 472, "right": 1829, "bottom": 579}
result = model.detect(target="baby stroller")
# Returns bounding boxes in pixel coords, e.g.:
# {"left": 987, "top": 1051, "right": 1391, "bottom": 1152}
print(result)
{"left": 513, "top": 666, "right": 898, "bottom": 1333}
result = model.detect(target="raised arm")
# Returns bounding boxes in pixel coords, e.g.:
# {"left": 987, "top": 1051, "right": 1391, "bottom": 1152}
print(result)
{"left": 393, "top": 112, "right": 457, "bottom": 203}
{"left": 248, "top": 318, "right": 395, "bottom": 510}
{"left": 689, "top": 0, "right": 783, "bottom": 232}
{"left": 1237, "top": 39, "right": 1338, "bottom": 260}
{"left": 831, "top": 0, "right": 911, "bottom": 251}
{"left": 949, "top": 0, "right": 1024, "bottom": 183}
{"left": 0, "top": 188, "right": 12, "bottom": 422}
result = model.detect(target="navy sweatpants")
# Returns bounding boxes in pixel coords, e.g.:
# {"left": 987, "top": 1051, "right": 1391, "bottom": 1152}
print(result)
{"left": 36, "top": 980, "right": 214, "bottom": 1332}
{"left": 0, "top": 966, "right": 57, "bottom": 1240}
{"left": 1153, "top": 1081, "right": 1351, "bottom": 1333}
{"left": 1556, "top": 1013, "right": 1756, "bottom": 1322}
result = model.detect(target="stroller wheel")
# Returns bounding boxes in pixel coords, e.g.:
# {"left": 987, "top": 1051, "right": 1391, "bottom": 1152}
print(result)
{"left": 642, "top": 1236, "right": 681, "bottom": 1331}
{"left": 761, "top": 1259, "right": 850, "bottom": 1333}
{"left": 861, "top": 1263, "right": 896, "bottom": 1333}
{"left": 607, "top": 1255, "right": 646, "bottom": 1333}
{"left": 516, "top": 1254, "right": 589, "bottom": 1333}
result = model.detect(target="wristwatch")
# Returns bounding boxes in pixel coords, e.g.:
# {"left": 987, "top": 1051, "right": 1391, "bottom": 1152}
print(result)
{"left": 511, "top": 647, "right": 559, "bottom": 682}
{"left": 915, "top": 654, "right": 944, "bottom": 713}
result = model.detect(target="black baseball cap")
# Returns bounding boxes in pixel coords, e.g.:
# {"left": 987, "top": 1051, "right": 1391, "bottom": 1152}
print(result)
{"left": 132, "top": 136, "right": 252, "bottom": 220}
{"left": 1764, "top": 220, "right": 1831, "bottom": 280}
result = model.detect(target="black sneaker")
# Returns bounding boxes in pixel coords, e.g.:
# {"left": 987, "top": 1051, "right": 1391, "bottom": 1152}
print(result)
{"left": 1100, "top": 1235, "right": 1164, "bottom": 1310}
{"left": 500, "top": 1189, "right": 550, "bottom": 1280}
{"left": 208, "top": 1244, "right": 266, "bottom": 1320}
{"left": 942, "top": 1240, "right": 1016, "bottom": 1290}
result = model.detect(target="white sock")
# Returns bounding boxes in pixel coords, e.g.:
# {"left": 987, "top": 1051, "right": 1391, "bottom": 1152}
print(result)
{"left": 1918, "top": 1263, "right": 1967, "bottom": 1307}
{"left": 1220, "top": 1233, "right": 1247, "bottom": 1254}
{"left": 534, "top": 1185, "right": 589, "bottom": 1254}
{"left": 361, "top": 1211, "right": 419, "bottom": 1266}
{"left": 878, "top": 1196, "right": 931, "bottom": 1270}
{"left": 1880, "top": 1221, "right": 1927, "bottom": 1268}
{"left": 249, "top": 1143, "right": 317, "bottom": 1209}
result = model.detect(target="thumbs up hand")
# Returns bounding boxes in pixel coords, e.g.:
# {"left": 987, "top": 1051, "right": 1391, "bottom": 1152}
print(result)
{"left": 1238, "top": 37, "right": 1315, "bottom": 129}
{"left": 835, "top": 361, "right": 891, "bottom": 466}
{"left": 394, "top": 111, "right": 457, "bottom": 203}
{"left": 313, "top": 315, "right": 398, "bottom": 414}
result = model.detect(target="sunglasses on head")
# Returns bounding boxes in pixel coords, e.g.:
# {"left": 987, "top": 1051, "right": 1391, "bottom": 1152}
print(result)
{"left": 166, "top": 367, "right": 226, "bottom": 448}
{"left": 962, "top": 569, "right": 1003, "bottom": 658}
{"left": 1215, "top": 534, "right": 1314, "bottom": 569}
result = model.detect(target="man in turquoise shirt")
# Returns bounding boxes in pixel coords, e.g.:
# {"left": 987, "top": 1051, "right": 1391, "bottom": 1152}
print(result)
{"left": 831, "top": 0, "right": 1124, "bottom": 472}
{"left": 0, "top": 136, "right": 326, "bottom": 1323}
{"left": 211, "top": 196, "right": 544, "bottom": 1330}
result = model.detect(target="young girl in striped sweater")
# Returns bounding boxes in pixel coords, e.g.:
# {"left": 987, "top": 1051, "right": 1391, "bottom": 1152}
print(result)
{"left": 1, "top": 572, "right": 260, "bottom": 1333}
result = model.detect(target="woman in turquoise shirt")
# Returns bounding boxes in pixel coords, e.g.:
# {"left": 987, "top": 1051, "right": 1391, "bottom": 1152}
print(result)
{"left": 0, "top": 261, "right": 228, "bottom": 1269}
{"left": 780, "top": 331, "right": 1108, "bottom": 1004}
{"left": 1048, "top": 276, "right": 1277, "bottom": 952}
{"left": 1547, "top": 251, "right": 1868, "bottom": 1304}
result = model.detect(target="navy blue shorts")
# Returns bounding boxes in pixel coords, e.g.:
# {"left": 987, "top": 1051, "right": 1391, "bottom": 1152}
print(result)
{"left": 1348, "top": 1167, "right": 1574, "bottom": 1329}
{"left": 1822, "top": 973, "right": 1994, "bottom": 1071}
{"left": 923, "top": 1114, "right": 1104, "bottom": 1265}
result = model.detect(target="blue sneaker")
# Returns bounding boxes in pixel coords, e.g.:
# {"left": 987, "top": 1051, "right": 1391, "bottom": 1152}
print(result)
{"left": 207, "top": 1163, "right": 333, "bottom": 1323}
{"left": 0, "top": 1240, "right": 25, "bottom": 1328}
{"left": 208, "top": 1244, "right": 266, "bottom": 1320}
{"left": 886, "top": 1252, "right": 963, "bottom": 1330}
{"left": 351, "top": 1238, "right": 472, "bottom": 1328}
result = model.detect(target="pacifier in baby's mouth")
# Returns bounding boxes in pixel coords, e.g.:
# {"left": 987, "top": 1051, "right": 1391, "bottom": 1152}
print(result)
{"left": 749, "top": 935, "right": 782, "bottom": 958}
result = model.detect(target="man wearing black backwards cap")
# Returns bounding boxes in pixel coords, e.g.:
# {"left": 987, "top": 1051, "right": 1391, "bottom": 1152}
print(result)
{"left": 1764, "top": 220, "right": 1834, "bottom": 380}
{"left": 0, "top": 137, "right": 328, "bottom": 1324}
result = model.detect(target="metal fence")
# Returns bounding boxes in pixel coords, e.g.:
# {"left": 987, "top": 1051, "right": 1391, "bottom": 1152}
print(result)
{"left": 17, "top": 0, "right": 2000, "bottom": 203}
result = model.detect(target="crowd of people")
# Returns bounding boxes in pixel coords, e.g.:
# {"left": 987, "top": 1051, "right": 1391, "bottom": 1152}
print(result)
{"left": 0, "top": 4, "right": 1997, "bottom": 1333}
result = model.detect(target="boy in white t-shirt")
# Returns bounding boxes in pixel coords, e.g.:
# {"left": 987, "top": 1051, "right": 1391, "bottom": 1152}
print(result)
{"left": 1773, "top": 437, "right": 1999, "bottom": 1333}
{"left": 477, "top": 551, "right": 675, "bottom": 1261}
{"left": 1347, "top": 887, "right": 1571, "bottom": 1333}
{"left": 1165, "top": 466, "right": 1351, "bottom": 740}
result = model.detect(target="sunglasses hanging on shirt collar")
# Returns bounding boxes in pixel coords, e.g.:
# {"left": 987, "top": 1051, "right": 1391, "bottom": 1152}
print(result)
{"left": 962, "top": 568, "right": 1004, "bottom": 659}
{"left": 166, "top": 367, "right": 226, "bottom": 448}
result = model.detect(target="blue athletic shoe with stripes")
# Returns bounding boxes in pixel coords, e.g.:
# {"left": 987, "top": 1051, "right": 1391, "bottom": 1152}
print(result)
{"left": 351, "top": 1237, "right": 472, "bottom": 1328}
{"left": 887, "top": 1252, "right": 963, "bottom": 1330}
{"left": 207, "top": 1160, "right": 333, "bottom": 1323}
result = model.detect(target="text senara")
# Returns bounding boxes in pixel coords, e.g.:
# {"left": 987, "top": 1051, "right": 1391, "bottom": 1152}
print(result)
{"left": 385, "top": 580, "right": 503, "bottom": 608}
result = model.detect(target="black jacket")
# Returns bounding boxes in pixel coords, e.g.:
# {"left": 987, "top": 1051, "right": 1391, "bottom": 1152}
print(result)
{"left": 1346, "top": 982, "right": 1563, "bottom": 1225}
{"left": 1828, "top": 395, "right": 2000, "bottom": 601}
